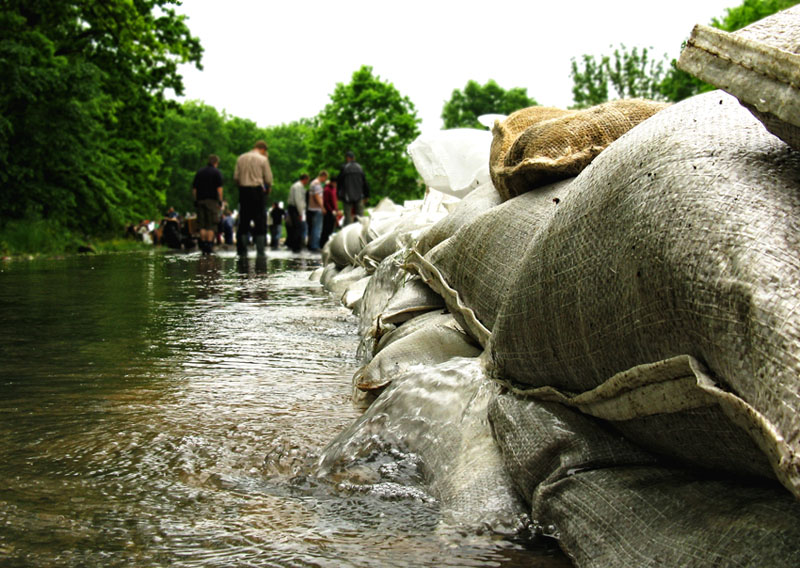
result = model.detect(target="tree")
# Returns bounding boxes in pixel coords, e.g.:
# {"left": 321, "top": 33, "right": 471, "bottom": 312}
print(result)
{"left": 309, "top": 66, "right": 422, "bottom": 204}
{"left": 0, "top": 1, "right": 202, "bottom": 236}
{"left": 441, "top": 80, "right": 538, "bottom": 129}
{"left": 570, "top": 45, "right": 667, "bottom": 108}
{"left": 571, "top": 0, "right": 800, "bottom": 107}
{"left": 569, "top": 1, "right": 800, "bottom": 107}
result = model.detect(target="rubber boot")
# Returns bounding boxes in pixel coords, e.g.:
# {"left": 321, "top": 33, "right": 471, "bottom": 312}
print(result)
{"left": 255, "top": 235, "right": 266, "bottom": 257}
{"left": 236, "top": 237, "right": 248, "bottom": 257}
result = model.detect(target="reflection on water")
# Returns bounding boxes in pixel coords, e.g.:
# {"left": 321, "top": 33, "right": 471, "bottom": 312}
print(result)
{"left": 0, "top": 250, "right": 568, "bottom": 567}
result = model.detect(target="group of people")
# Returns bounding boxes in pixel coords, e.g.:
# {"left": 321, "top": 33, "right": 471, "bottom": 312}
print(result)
{"left": 190, "top": 141, "right": 370, "bottom": 256}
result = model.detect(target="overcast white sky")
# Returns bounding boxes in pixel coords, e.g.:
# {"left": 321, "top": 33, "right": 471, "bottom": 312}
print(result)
{"left": 173, "top": 0, "right": 734, "bottom": 133}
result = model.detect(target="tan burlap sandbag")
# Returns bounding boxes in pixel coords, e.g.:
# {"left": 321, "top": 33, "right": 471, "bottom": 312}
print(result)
{"left": 488, "top": 91, "right": 800, "bottom": 498}
{"left": 489, "top": 106, "right": 575, "bottom": 201}
{"left": 491, "top": 100, "right": 669, "bottom": 201}
{"left": 490, "top": 391, "right": 800, "bottom": 567}
{"left": 409, "top": 179, "right": 573, "bottom": 347}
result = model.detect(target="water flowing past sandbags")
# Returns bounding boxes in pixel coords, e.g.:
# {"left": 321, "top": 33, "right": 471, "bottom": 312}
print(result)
{"left": 488, "top": 91, "right": 800, "bottom": 498}
{"left": 317, "top": 358, "right": 528, "bottom": 533}
{"left": 490, "top": 100, "right": 668, "bottom": 200}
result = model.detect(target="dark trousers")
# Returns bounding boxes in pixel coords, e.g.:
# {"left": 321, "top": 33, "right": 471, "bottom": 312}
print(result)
{"left": 237, "top": 186, "right": 267, "bottom": 241}
{"left": 321, "top": 212, "right": 336, "bottom": 248}
{"left": 286, "top": 205, "right": 303, "bottom": 251}
{"left": 270, "top": 223, "right": 281, "bottom": 248}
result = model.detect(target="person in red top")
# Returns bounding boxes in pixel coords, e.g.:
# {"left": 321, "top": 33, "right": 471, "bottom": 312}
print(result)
{"left": 321, "top": 179, "right": 339, "bottom": 248}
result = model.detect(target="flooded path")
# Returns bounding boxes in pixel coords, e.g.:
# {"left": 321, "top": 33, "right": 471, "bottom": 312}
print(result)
{"left": 0, "top": 250, "right": 567, "bottom": 567}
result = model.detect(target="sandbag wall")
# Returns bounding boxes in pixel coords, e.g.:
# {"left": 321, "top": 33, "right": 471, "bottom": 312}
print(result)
{"left": 313, "top": 9, "right": 800, "bottom": 565}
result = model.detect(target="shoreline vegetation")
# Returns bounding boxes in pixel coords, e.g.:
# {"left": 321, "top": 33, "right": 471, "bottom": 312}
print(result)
{"left": 0, "top": 218, "right": 153, "bottom": 260}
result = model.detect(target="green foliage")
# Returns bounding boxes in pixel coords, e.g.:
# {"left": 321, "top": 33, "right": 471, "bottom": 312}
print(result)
{"left": 441, "top": 80, "right": 538, "bottom": 129}
{"left": 158, "top": 102, "right": 311, "bottom": 215}
{"left": 712, "top": 0, "right": 799, "bottom": 30}
{"left": 572, "top": 0, "right": 800, "bottom": 107}
{"left": 0, "top": 0, "right": 202, "bottom": 242}
{"left": 309, "top": 66, "right": 422, "bottom": 204}
{"left": 570, "top": 45, "right": 668, "bottom": 108}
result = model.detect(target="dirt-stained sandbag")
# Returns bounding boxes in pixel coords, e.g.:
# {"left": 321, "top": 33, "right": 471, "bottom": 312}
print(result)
{"left": 491, "top": 100, "right": 668, "bottom": 200}
{"left": 415, "top": 181, "right": 504, "bottom": 256}
{"left": 324, "top": 265, "right": 368, "bottom": 300}
{"left": 373, "top": 309, "right": 452, "bottom": 355}
{"left": 488, "top": 91, "right": 800, "bottom": 498}
{"left": 490, "top": 391, "right": 800, "bottom": 567}
{"left": 410, "top": 179, "right": 572, "bottom": 346}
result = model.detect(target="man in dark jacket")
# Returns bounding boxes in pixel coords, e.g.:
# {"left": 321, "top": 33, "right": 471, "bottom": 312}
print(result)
{"left": 336, "top": 151, "right": 370, "bottom": 225}
{"left": 192, "top": 154, "right": 223, "bottom": 254}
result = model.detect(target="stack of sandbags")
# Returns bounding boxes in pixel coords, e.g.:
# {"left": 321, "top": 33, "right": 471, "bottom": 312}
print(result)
{"left": 487, "top": 90, "right": 800, "bottom": 500}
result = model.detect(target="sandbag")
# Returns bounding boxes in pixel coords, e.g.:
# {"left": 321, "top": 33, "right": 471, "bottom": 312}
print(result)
{"left": 326, "top": 220, "right": 368, "bottom": 268}
{"left": 489, "top": 391, "right": 800, "bottom": 567}
{"left": 317, "top": 358, "right": 527, "bottom": 533}
{"left": 324, "top": 265, "right": 368, "bottom": 300}
{"left": 407, "top": 129, "right": 493, "bottom": 198}
{"left": 341, "top": 275, "right": 371, "bottom": 311}
{"left": 353, "top": 320, "right": 479, "bottom": 391}
{"left": 678, "top": 6, "right": 800, "bottom": 151}
{"left": 489, "top": 91, "right": 800, "bottom": 498}
{"left": 379, "top": 275, "right": 444, "bottom": 326}
{"left": 374, "top": 310, "right": 453, "bottom": 355}
{"left": 354, "top": 252, "right": 415, "bottom": 363}
{"left": 410, "top": 179, "right": 572, "bottom": 346}
{"left": 356, "top": 210, "right": 442, "bottom": 273}
{"left": 415, "top": 180, "right": 504, "bottom": 256}
{"left": 490, "top": 106, "right": 576, "bottom": 201}
{"left": 491, "top": 99, "right": 668, "bottom": 200}
{"left": 318, "top": 262, "right": 339, "bottom": 288}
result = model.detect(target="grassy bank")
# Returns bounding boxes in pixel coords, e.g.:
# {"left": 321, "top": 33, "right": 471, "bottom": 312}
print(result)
{"left": 0, "top": 218, "right": 151, "bottom": 259}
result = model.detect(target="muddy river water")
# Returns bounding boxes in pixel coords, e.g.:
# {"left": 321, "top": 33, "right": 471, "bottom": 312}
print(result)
{"left": 0, "top": 250, "right": 567, "bottom": 567}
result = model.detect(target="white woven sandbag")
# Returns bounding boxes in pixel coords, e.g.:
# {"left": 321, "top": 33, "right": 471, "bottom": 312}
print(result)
{"left": 408, "top": 129, "right": 492, "bottom": 198}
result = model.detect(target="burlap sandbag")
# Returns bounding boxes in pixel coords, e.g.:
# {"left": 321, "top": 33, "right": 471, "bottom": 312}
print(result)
{"left": 410, "top": 179, "right": 573, "bottom": 347}
{"left": 491, "top": 100, "right": 669, "bottom": 200}
{"left": 489, "top": 391, "right": 800, "bottom": 567}
{"left": 678, "top": 6, "right": 800, "bottom": 151}
{"left": 488, "top": 91, "right": 800, "bottom": 498}
{"left": 490, "top": 106, "right": 575, "bottom": 201}
{"left": 415, "top": 180, "right": 504, "bottom": 257}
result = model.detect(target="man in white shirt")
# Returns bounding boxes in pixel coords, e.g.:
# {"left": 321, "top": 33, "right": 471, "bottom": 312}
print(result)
{"left": 286, "top": 174, "right": 309, "bottom": 253}
{"left": 306, "top": 170, "right": 328, "bottom": 252}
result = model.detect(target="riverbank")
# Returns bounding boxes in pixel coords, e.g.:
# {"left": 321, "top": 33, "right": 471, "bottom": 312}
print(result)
{"left": 0, "top": 217, "right": 156, "bottom": 260}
